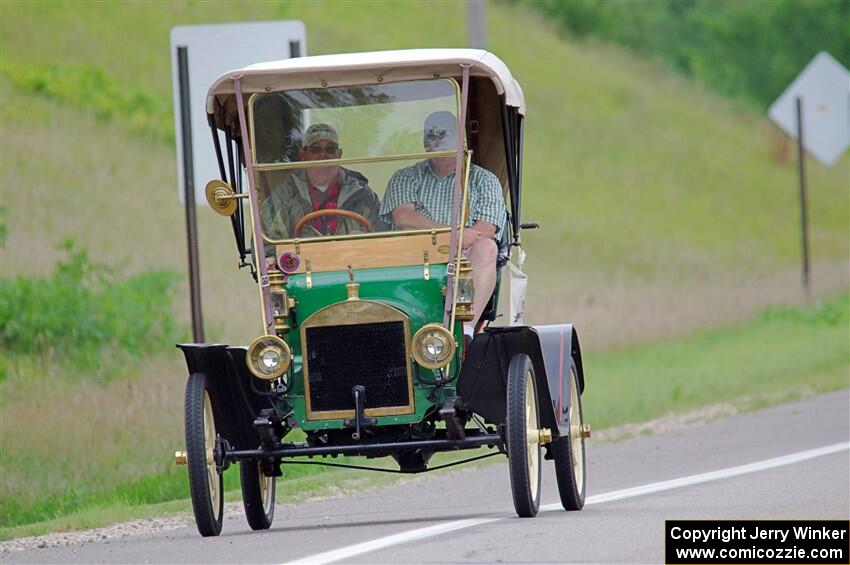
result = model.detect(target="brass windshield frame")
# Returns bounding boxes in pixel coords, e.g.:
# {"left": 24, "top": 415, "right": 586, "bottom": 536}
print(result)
{"left": 246, "top": 77, "right": 465, "bottom": 245}
{"left": 248, "top": 78, "right": 461, "bottom": 166}
{"left": 252, "top": 150, "right": 456, "bottom": 172}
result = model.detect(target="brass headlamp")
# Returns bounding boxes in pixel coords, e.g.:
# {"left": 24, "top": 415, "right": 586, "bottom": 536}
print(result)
{"left": 246, "top": 335, "right": 291, "bottom": 381}
{"left": 411, "top": 324, "right": 457, "bottom": 369}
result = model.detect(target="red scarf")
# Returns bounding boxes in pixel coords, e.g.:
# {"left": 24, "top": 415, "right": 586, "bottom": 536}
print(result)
{"left": 307, "top": 177, "right": 341, "bottom": 234}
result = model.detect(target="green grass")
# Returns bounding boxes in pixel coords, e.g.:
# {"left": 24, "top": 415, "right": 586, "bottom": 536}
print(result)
{"left": 1, "top": 59, "right": 173, "bottom": 143}
{"left": 0, "top": 241, "right": 181, "bottom": 381}
{"left": 584, "top": 292, "right": 849, "bottom": 429}
{"left": 2, "top": 294, "right": 847, "bottom": 540}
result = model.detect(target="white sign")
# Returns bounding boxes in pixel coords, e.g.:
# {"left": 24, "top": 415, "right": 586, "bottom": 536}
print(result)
{"left": 170, "top": 21, "right": 307, "bottom": 204}
{"left": 768, "top": 51, "right": 849, "bottom": 167}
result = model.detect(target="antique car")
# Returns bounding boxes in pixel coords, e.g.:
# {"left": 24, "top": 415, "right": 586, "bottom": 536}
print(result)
{"left": 176, "top": 49, "right": 589, "bottom": 537}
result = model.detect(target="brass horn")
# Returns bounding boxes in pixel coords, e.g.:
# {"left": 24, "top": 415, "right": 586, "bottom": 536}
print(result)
{"left": 205, "top": 180, "right": 240, "bottom": 216}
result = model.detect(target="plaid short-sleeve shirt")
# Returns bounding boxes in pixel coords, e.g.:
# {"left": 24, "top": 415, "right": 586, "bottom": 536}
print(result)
{"left": 380, "top": 160, "right": 506, "bottom": 240}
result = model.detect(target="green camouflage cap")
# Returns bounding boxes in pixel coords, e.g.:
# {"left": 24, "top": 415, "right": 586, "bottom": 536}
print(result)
{"left": 423, "top": 111, "right": 458, "bottom": 151}
{"left": 302, "top": 123, "right": 339, "bottom": 147}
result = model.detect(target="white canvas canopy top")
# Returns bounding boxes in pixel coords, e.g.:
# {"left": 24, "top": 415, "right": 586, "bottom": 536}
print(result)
{"left": 206, "top": 48, "right": 526, "bottom": 214}
{"left": 205, "top": 48, "right": 526, "bottom": 120}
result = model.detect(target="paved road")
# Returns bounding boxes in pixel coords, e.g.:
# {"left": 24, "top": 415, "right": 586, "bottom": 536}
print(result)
{"left": 7, "top": 390, "right": 849, "bottom": 564}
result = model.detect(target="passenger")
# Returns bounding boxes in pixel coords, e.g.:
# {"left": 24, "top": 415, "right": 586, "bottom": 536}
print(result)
{"left": 262, "top": 123, "right": 383, "bottom": 268}
{"left": 380, "top": 111, "right": 506, "bottom": 327}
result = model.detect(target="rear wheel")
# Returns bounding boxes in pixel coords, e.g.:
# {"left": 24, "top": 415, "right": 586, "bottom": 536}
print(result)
{"left": 506, "top": 353, "right": 541, "bottom": 517}
{"left": 552, "top": 360, "right": 586, "bottom": 511}
{"left": 185, "top": 373, "right": 224, "bottom": 536}
{"left": 240, "top": 460, "right": 276, "bottom": 530}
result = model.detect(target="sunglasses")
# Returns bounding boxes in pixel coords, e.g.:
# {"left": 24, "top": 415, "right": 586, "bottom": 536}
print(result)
{"left": 305, "top": 143, "right": 340, "bottom": 155}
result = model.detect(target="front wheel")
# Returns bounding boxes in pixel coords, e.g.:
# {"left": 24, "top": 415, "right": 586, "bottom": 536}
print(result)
{"left": 185, "top": 373, "right": 224, "bottom": 537}
{"left": 506, "top": 353, "right": 541, "bottom": 517}
{"left": 240, "top": 460, "right": 276, "bottom": 530}
{"left": 551, "top": 360, "right": 586, "bottom": 511}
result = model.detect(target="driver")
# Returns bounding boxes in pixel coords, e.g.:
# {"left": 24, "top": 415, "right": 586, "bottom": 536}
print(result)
{"left": 262, "top": 123, "right": 383, "bottom": 265}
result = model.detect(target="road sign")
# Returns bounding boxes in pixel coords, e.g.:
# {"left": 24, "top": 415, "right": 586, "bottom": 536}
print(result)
{"left": 768, "top": 51, "right": 849, "bottom": 167}
{"left": 170, "top": 21, "right": 305, "bottom": 342}
{"left": 170, "top": 21, "right": 306, "bottom": 204}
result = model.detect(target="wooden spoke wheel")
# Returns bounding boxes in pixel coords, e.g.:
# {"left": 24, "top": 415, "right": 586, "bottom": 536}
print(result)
{"left": 240, "top": 460, "right": 276, "bottom": 531}
{"left": 506, "top": 353, "right": 541, "bottom": 517}
{"left": 184, "top": 373, "right": 224, "bottom": 537}
{"left": 551, "top": 359, "right": 586, "bottom": 511}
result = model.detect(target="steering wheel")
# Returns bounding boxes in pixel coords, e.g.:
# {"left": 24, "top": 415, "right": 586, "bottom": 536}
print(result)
{"left": 293, "top": 209, "right": 373, "bottom": 238}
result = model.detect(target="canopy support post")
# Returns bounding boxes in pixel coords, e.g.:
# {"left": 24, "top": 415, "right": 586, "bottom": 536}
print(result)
{"left": 443, "top": 64, "right": 472, "bottom": 328}
{"left": 209, "top": 116, "right": 246, "bottom": 263}
{"left": 233, "top": 76, "right": 275, "bottom": 335}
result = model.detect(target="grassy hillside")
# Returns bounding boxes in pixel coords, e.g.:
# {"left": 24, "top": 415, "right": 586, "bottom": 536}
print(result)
{"left": 1, "top": 0, "right": 847, "bottom": 348}
{"left": 528, "top": 0, "right": 850, "bottom": 110}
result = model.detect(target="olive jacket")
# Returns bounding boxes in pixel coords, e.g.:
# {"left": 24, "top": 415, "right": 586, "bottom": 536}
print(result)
{"left": 260, "top": 168, "right": 385, "bottom": 246}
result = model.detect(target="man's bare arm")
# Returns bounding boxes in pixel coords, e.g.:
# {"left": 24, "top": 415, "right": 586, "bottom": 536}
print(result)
{"left": 392, "top": 205, "right": 497, "bottom": 252}
{"left": 471, "top": 220, "right": 497, "bottom": 239}
{"left": 391, "top": 203, "right": 443, "bottom": 230}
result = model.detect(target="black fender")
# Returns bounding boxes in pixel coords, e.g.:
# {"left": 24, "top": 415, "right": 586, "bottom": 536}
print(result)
{"left": 177, "top": 343, "right": 269, "bottom": 449}
{"left": 456, "top": 324, "right": 585, "bottom": 438}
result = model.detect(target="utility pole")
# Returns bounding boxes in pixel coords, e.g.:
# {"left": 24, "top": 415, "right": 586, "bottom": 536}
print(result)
{"left": 467, "top": 1, "right": 486, "bottom": 49}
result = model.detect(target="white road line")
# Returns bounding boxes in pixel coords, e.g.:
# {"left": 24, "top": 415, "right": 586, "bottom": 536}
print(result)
{"left": 543, "top": 441, "right": 849, "bottom": 511}
{"left": 281, "top": 442, "right": 849, "bottom": 565}
{"left": 281, "top": 518, "right": 503, "bottom": 565}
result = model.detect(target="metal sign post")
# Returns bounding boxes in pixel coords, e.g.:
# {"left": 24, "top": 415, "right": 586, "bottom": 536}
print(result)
{"left": 794, "top": 97, "right": 810, "bottom": 294}
{"left": 768, "top": 51, "right": 850, "bottom": 294}
{"left": 177, "top": 46, "right": 204, "bottom": 342}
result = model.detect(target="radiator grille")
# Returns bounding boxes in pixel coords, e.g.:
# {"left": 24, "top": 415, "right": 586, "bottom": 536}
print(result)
{"left": 305, "top": 321, "right": 410, "bottom": 414}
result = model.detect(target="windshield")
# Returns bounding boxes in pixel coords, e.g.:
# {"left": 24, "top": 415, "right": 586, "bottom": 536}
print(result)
{"left": 250, "top": 79, "right": 462, "bottom": 242}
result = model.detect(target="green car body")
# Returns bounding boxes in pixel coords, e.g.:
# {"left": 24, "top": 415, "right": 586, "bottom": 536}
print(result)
{"left": 283, "top": 263, "right": 458, "bottom": 431}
